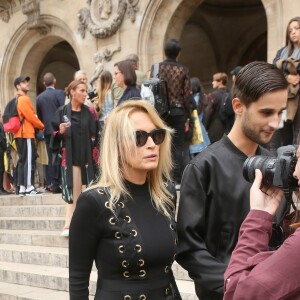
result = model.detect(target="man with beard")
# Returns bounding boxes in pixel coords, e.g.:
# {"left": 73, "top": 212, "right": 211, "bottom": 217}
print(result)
{"left": 176, "top": 61, "right": 288, "bottom": 300}
{"left": 14, "top": 76, "right": 44, "bottom": 195}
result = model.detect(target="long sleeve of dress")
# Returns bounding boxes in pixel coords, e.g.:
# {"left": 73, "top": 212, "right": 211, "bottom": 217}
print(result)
{"left": 69, "top": 190, "right": 104, "bottom": 300}
{"left": 224, "top": 210, "right": 300, "bottom": 300}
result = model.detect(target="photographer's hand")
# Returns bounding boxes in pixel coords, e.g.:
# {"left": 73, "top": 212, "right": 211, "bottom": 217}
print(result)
{"left": 250, "top": 169, "right": 283, "bottom": 216}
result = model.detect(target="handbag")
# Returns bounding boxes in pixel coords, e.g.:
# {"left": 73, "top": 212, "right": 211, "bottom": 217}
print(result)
{"left": 35, "top": 129, "right": 45, "bottom": 141}
{"left": 190, "top": 109, "right": 204, "bottom": 145}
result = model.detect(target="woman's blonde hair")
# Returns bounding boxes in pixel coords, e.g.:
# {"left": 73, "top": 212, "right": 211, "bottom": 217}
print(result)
{"left": 95, "top": 71, "right": 112, "bottom": 115}
{"left": 96, "top": 100, "right": 174, "bottom": 217}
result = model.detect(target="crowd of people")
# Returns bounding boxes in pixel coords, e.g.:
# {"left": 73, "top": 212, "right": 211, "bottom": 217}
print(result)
{"left": 1, "top": 15, "right": 300, "bottom": 300}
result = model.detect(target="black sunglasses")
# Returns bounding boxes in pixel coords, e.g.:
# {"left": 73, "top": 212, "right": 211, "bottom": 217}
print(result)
{"left": 135, "top": 129, "right": 166, "bottom": 147}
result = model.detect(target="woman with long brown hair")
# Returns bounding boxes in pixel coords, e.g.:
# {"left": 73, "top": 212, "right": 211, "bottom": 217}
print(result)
{"left": 114, "top": 60, "right": 141, "bottom": 105}
{"left": 94, "top": 70, "right": 114, "bottom": 133}
{"left": 272, "top": 17, "right": 300, "bottom": 146}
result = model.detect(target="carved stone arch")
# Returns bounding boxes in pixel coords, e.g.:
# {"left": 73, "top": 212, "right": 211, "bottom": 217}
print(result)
{"left": 138, "top": 0, "right": 203, "bottom": 71}
{"left": 0, "top": 15, "right": 80, "bottom": 107}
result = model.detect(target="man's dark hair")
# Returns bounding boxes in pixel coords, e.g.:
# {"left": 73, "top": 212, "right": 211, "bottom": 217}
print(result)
{"left": 164, "top": 38, "right": 181, "bottom": 59}
{"left": 233, "top": 61, "right": 288, "bottom": 107}
{"left": 114, "top": 60, "right": 137, "bottom": 86}
{"left": 190, "top": 77, "right": 201, "bottom": 94}
{"left": 43, "top": 72, "right": 55, "bottom": 86}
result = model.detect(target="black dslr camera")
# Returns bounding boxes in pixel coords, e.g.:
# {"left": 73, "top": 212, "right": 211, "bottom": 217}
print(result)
{"left": 87, "top": 89, "right": 98, "bottom": 102}
{"left": 243, "top": 145, "right": 298, "bottom": 192}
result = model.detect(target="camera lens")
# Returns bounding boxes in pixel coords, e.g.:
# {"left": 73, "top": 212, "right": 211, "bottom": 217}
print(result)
{"left": 243, "top": 155, "right": 277, "bottom": 188}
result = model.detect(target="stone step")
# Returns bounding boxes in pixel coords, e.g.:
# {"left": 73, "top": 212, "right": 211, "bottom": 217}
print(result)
{"left": 172, "top": 261, "right": 192, "bottom": 281}
{"left": 0, "top": 244, "right": 68, "bottom": 268}
{"left": 1, "top": 193, "right": 63, "bottom": 205}
{"left": 0, "top": 194, "right": 63, "bottom": 206}
{"left": 0, "top": 205, "right": 65, "bottom": 217}
{"left": 0, "top": 262, "right": 196, "bottom": 300}
{"left": 0, "top": 229, "right": 68, "bottom": 248}
{"left": 0, "top": 217, "right": 65, "bottom": 231}
{"left": 0, "top": 261, "right": 83, "bottom": 293}
{"left": 0, "top": 282, "right": 73, "bottom": 300}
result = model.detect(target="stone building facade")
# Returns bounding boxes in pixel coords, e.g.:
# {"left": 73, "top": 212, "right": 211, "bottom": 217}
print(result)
{"left": 0, "top": 0, "right": 298, "bottom": 107}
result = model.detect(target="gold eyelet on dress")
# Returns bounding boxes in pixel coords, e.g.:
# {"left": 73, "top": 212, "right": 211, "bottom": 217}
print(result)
{"left": 139, "top": 295, "right": 146, "bottom": 300}
{"left": 165, "top": 266, "right": 170, "bottom": 273}
{"left": 165, "top": 288, "right": 170, "bottom": 295}
{"left": 170, "top": 224, "right": 175, "bottom": 230}
{"left": 175, "top": 239, "right": 178, "bottom": 245}
{"left": 98, "top": 188, "right": 104, "bottom": 194}
{"left": 109, "top": 217, "right": 116, "bottom": 225}
{"left": 130, "top": 229, "right": 137, "bottom": 237}
{"left": 135, "top": 244, "right": 142, "bottom": 252}
{"left": 115, "top": 232, "right": 121, "bottom": 239}
{"left": 105, "top": 201, "right": 110, "bottom": 208}
{"left": 122, "top": 260, "right": 129, "bottom": 268}
{"left": 124, "top": 216, "right": 131, "bottom": 223}
{"left": 118, "top": 245, "right": 125, "bottom": 253}
{"left": 139, "top": 269, "right": 146, "bottom": 277}
{"left": 118, "top": 201, "right": 125, "bottom": 208}
{"left": 123, "top": 271, "right": 130, "bottom": 278}
{"left": 124, "top": 296, "right": 131, "bottom": 300}
{"left": 138, "top": 259, "right": 145, "bottom": 266}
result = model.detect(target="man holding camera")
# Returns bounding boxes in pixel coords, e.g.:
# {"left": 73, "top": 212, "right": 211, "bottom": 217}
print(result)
{"left": 176, "top": 61, "right": 288, "bottom": 300}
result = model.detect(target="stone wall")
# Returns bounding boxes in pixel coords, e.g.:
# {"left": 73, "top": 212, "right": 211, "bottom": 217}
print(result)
{"left": 0, "top": 0, "right": 298, "bottom": 107}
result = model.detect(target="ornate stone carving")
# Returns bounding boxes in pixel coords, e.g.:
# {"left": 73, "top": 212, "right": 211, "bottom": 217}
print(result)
{"left": 127, "top": 0, "right": 139, "bottom": 22}
{"left": 90, "top": 45, "right": 121, "bottom": 88}
{"left": 0, "top": 0, "right": 13, "bottom": 23}
{"left": 99, "top": 0, "right": 112, "bottom": 20}
{"left": 22, "top": 0, "right": 51, "bottom": 35}
{"left": 78, "top": 0, "right": 139, "bottom": 39}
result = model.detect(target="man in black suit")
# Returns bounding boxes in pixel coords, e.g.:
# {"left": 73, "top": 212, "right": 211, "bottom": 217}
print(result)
{"left": 37, "top": 73, "right": 65, "bottom": 193}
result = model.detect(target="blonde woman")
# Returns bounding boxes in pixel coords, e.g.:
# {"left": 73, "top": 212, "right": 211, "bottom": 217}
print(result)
{"left": 69, "top": 100, "right": 182, "bottom": 299}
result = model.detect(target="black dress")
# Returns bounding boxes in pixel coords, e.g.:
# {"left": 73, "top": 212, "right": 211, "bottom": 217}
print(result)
{"left": 50, "top": 103, "right": 97, "bottom": 203}
{"left": 69, "top": 181, "right": 181, "bottom": 300}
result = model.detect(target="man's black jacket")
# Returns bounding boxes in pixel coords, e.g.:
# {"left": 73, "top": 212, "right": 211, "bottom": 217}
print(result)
{"left": 176, "top": 134, "right": 271, "bottom": 300}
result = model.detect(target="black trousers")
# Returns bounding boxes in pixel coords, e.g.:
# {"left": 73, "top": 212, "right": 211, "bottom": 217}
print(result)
{"left": 15, "top": 138, "right": 36, "bottom": 187}
{"left": 45, "top": 134, "right": 61, "bottom": 188}
{"left": 164, "top": 114, "right": 186, "bottom": 183}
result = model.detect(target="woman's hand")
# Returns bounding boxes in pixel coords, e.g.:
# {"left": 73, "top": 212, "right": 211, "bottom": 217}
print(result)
{"left": 286, "top": 74, "right": 300, "bottom": 85}
{"left": 59, "top": 123, "right": 67, "bottom": 135}
{"left": 250, "top": 169, "right": 284, "bottom": 216}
